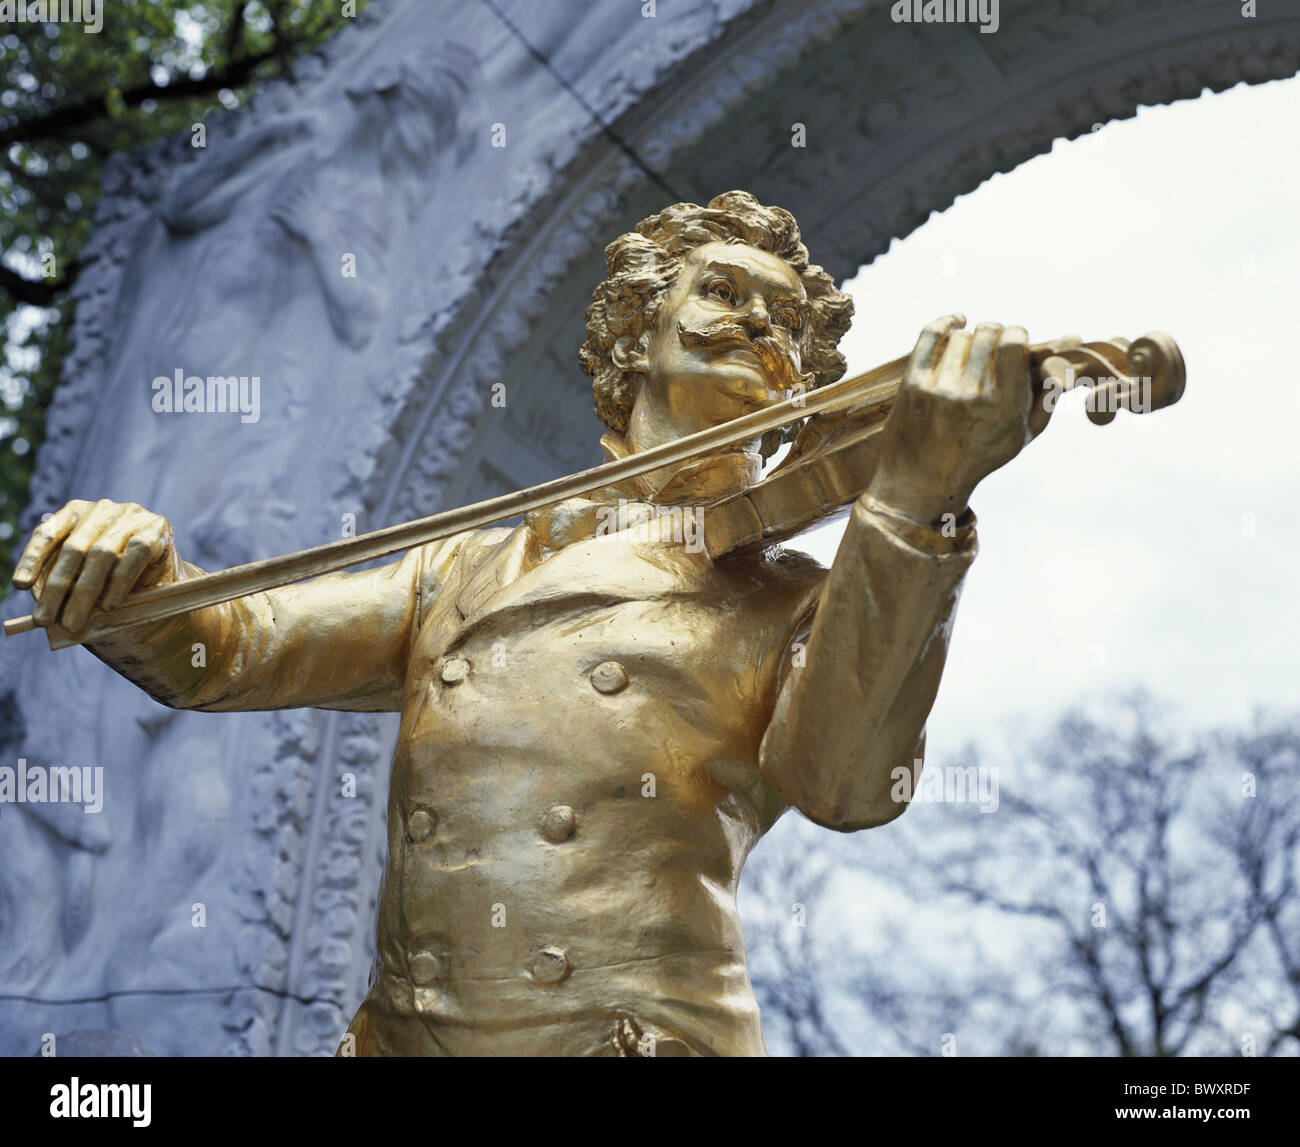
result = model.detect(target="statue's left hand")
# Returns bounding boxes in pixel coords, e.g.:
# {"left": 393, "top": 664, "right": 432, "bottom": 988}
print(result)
{"left": 863, "top": 314, "right": 1051, "bottom": 524}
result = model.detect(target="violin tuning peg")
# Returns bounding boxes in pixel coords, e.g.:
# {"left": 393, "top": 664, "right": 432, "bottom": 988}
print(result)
{"left": 1126, "top": 333, "right": 1186, "bottom": 413}
{"left": 1086, "top": 379, "right": 1120, "bottom": 425}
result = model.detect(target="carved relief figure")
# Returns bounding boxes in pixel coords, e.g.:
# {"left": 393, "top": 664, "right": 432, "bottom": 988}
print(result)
{"left": 0, "top": 44, "right": 479, "bottom": 1040}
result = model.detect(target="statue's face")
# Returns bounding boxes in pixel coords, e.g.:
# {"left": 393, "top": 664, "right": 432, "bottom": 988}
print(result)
{"left": 640, "top": 241, "right": 809, "bottom": 430}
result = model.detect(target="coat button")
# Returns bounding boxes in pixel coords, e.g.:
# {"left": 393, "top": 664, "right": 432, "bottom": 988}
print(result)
{"left": 440, "top": 657, "right": 469, "bottom": 685}
{"left": 540, "top": 805, "right": 576, "bottom": 843}
{"left": 590, "top": 661, "right": 628, "bottom": 694}
{"left": 531, "top": 946, "right": 571, "bottom": 985}
{"left": 407, "top": 808, "right": 436, "bottom": 843}
{"left": 409, "top": 950, "right": 444, "bottom": 986}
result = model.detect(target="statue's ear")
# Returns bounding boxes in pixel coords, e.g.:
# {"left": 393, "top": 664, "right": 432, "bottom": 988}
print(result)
{"left": 611, "top": 334, "right": 650, "bottom": 374}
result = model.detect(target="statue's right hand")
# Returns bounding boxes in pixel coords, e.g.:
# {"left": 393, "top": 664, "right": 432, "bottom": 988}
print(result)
{"left": 11, "top": 499, "right": 179, "bottom": 633}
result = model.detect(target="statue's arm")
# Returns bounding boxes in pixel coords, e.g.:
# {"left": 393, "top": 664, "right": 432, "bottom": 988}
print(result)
{"left": 12, "top": 498, "right": 469, "bottom": 713}
{"left": 90, "top": 543, "right": 464, "bottom": 713}
{"left": 159, "top": 114, "right": 322, "bottom": 235}
{"left": 759, "top": 316, "right": 1048, "bottom": 830}
{"left": 267, "top": 180, "right": 392, "bottom": 351}
{"left": 759, "top": 497, "right": 976, "bottom": 831}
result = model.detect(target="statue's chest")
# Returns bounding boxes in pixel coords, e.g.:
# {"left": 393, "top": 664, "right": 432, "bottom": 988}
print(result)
{"left": 394, "top": 537, "right": 789, "bottom": 803}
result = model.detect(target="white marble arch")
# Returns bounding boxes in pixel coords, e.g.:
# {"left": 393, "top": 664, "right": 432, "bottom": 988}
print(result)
{"left": 1, "top": 0, "right": 1295, "bottom": 1056}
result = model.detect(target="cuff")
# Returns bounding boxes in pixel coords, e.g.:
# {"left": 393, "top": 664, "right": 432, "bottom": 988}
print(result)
{"left": 855, "top": 493, "right": 978, "bottom": 558}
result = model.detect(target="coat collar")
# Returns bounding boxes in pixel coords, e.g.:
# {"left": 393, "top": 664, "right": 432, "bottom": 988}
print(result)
{"left": 454, "top": 433, "right": 760, "bottom": 625}
{"left": 520, "top": 432, "right": 761, "bottom": 553}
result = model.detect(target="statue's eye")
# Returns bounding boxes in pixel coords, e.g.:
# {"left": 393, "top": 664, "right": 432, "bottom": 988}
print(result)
{"left": 773, "top": 307, "right": 802, "bottom": 332}
{"left": 706, "top": 279, "right": 736, "bottom": 304}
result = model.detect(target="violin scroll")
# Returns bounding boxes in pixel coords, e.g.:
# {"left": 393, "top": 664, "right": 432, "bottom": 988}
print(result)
{"left": 1032, "top": 331, "right": 1185, "bottom": 426}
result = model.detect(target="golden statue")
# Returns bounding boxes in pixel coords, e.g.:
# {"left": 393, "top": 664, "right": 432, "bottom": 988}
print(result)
{"left": 8, "top": 192, "right": 1183, "bottom": 1056}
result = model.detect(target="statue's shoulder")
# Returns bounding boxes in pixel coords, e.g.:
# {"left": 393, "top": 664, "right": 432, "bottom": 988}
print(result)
{"left": 450, "top": 525, "right": 517, "bottom": 571}
{"left": 467, "top": 525, "right": 517, "bottom": 552}
{"left": 735, "top": 544, "right": 829, "bottom": 647}
{"left": 415, "top": 524, "right": 514, "bottom": 584}
{"left": 729, "top": 542, "right": 829, "bottom": 594}
{"left": 762, "top": 542, "right": 828, "bottom": 577}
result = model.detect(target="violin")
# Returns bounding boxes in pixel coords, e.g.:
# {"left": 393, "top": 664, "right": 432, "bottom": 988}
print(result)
{"left": 703, "top": 331, "right": 1185, "bottom": 554}
{"left": 4, "top": 330, "right": 1185, "bottom": 649}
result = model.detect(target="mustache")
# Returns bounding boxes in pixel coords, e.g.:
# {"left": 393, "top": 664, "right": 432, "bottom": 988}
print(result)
{"left": 676, "top": 321, "right": 811, "bottom": 390}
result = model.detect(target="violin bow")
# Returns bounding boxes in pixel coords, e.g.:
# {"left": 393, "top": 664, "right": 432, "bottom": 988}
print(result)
{"left": 4, "top": 332, "right": 1183, "bottom": 650}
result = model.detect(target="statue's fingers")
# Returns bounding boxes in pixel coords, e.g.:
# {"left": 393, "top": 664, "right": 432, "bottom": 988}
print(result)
{"left": 909, "top": 313, "right": 967, "bottom": 380}
{"left": 967, "top": 322, "right": 1004, "bottom": 399}
{"left": 61, "top": 509, "right": 143, "bottom": 631}
{"left": 59, "top": 557, "right": 115, "bottom": 635}
{"left": 932, "top": 328, "right": 973, "bottom": 398}
{"left": 30, "top": 500, "right": 123, "bottom": 628}
{"left": 993, "top": 326, "right": 1044, "bottom": 437}
{"left": 102, "top": 516, "right": 172, "bottom": 611}
{"left": 995, "top": 325, "right": 1031, "bottom": 407}
{"left": 12, "top": 499, "right": 91, "bottom": 590}
{"left": 1027, "top": 373, "right": 1057, "bottom": 440}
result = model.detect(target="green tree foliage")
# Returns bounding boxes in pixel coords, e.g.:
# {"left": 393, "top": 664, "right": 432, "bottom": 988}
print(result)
{"left": 0, "top": 0, "right": 367, "bottom": 579}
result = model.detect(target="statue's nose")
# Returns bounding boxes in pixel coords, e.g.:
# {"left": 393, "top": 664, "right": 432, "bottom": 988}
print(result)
{"left": 739, "top": 297, "right": 770, "bottom": 334}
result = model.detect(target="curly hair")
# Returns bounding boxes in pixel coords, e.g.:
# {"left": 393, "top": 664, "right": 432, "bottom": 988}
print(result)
{"left": 579, "top": 191, "right": 854, "bottom": 456}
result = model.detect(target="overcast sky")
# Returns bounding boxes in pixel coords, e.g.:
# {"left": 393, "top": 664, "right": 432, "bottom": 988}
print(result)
{"left": 794, "top": 74, "right": 1300, "bottom": 762}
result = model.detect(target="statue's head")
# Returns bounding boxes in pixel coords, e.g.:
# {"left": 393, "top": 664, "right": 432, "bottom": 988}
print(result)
{"left": 580, "top": 191, "right": 853, "bottom": 457}
{"left": 344, "top": 45, "right": 478, "bottom": 174}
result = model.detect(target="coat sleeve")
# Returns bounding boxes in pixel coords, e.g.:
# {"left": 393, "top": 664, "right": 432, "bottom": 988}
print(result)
{"left": 83, "top": 532, "right": 473, "bottom": 713}
{"left": 758, "top": 494, "right": 977, "bottom": 831}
